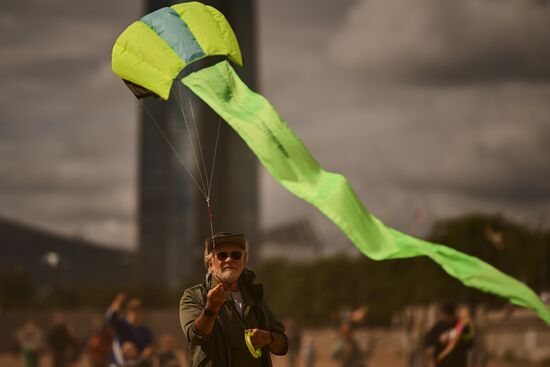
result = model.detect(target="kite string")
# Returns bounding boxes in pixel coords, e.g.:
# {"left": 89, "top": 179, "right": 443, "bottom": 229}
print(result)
{"left": 208, "top": 117, "right": 222, "bottom": 198}
{"left": 175, "top": 84, "right": 209, "bottom": 196}
{"left": 207, "top": 197, "right": 215, "bottom": 245}
{"left": 138, "top": 99, "right": 208, "bottom": 199}
{"left": 137, "top": 84, "right": 223, "bottom": 243}
{"left": 140, "top": 86, "right": 223, "bottom": 242}
{"left": 176, "top": 84, "right": 221, "bottom": 239}
{"left": 205, "top": 119, "right": 222, "bottom": 244}
{"left": 182, "top": 85, "right": 212, "bottom": 196}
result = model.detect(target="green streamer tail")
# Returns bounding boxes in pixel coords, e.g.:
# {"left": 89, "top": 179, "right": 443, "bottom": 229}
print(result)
{"left": 182, "top": 60, "right": 550, "bottom": 327}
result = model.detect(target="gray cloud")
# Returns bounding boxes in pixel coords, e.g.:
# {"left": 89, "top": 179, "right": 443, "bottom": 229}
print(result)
{"left": 328, "top": 0, "right": 550, "bottom": 83}
{"left": 259, "top": 75, "right": 550, "bottom": 242}
{"left": 1, "top": 0, "right": 549, "bottom": 252}
{"left": 258, "top": 0, "right": 550, "bottom": 247}
{"left": 0, "top": 0, "right": 139, "bottom": 248}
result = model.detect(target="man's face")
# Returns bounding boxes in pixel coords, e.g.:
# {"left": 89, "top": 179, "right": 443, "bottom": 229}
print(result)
{"left": 211, "top": 243, "right": 245, "bottom": 285}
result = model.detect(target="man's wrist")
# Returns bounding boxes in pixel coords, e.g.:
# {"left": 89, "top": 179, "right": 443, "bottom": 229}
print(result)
{"left": 203, "top": 307, "right": 217, "bottom": 318}
{"left": 267, "top": 331, "right": 274, "bottom": 346}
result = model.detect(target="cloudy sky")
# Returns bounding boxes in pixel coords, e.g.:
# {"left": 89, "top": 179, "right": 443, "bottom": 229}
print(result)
{"left": 1, "top": 0, "right": 549, "bottom": 251}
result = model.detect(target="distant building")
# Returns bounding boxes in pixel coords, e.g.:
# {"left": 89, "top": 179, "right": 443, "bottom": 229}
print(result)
{"left": 138, "top": 0, "right": 259, "bottom": 286}
{"left": 260, "top": 219, "right": 322, "bottom": 262}
{"left": 0, "top": 216, "right": 135, "bottom": 289}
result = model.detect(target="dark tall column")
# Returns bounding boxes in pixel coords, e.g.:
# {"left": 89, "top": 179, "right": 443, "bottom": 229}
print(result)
{"left": 193, "top": 0, "right": 259, "bottom": 266}
{"left": 138, "top": 0, "right": 258, "bottom": 286}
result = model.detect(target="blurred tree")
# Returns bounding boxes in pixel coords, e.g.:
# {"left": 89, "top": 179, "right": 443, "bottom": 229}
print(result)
{"left": 1, "top": 213, "right": 547, "bottom": 323}
{"left": 0, "top": 270, "right": 33, "bottom": 308}
{"left": 255, "top": 213, "right": 550, "bottom": 326}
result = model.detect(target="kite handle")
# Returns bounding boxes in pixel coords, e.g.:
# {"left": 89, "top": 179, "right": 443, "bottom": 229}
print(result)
{"left": 244, "top": 330, "right": 262, "bottom": 358}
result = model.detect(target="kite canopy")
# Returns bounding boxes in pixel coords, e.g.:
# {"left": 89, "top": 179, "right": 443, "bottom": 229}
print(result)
{"left": 111, "top": 1, "right": 243, "bottom": 100}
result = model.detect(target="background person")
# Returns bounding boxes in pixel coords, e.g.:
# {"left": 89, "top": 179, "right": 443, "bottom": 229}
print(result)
{"left": 87, "top": 322, "right": 113, "bottom": 367}
{"left": 48, "top": 314, "right": 78, "bottom": 367}
{"left": 15, "top": 320, "right": 44, "bottom": 367}
{"left": 106, "top": 293, "right": 154, "bottom": 367}
{"left": 157, "top": 334, "right": 180, "bottom": 367}
{"left": 424, "top": 302, "right": 475, "bottom": 367}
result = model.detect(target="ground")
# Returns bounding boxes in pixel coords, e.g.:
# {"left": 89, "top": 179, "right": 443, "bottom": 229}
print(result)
{"left": 0, "top": 328, "right": 537, "bottom": 367}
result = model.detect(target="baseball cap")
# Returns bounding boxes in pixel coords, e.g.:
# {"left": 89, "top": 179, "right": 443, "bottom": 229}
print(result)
{"left": 205, "top": 232, "right": 247, "bottom": 252}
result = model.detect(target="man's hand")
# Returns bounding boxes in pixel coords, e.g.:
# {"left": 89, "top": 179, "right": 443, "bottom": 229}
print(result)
{"left": 246, "top": 328, "right": 286, "bottom": 354}
{"left": 205, "top": 284, "right": 226, "bottom": 313}
{"left": 194, "top": 284, "right": 226, "bottom": 337}
{"left": 246, "top": 329, "right": 273, "bottom": 348}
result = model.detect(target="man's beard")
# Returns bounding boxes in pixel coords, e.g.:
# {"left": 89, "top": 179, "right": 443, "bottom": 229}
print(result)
{"left": 217, "top": 268, "right": 241, "bottom": 284}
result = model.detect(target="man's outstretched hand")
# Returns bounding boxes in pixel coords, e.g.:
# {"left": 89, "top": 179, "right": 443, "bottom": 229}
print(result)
{"left": 206, "top": 283, "right": 226, "bottom": 313}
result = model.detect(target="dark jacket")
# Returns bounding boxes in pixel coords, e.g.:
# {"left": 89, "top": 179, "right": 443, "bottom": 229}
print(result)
{"left": 179, "top": 269, "right": 288, "bottom": 367}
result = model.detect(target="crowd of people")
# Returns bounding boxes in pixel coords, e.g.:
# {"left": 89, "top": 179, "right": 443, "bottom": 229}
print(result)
{"left": 9, "top": 299, "right": 481, "bottom": 367}
{"left": 11, "top": 294, "right": 181, "bottom": 367}
{"left": 10, "top": 232, "right": 482, "bottom": 367}
{"left": 13, "top": 314, "right": 81, "bottom": 367}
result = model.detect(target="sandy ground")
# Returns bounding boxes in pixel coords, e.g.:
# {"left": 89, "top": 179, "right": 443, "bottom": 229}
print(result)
{"left": 1, "top": 327, "right": 535, "bottom": 367}
{"left": 0, "top": 352, "right": 531, "bottom": 367}
{"left": 0, "top": 352, "right": 530, "bottom": 367}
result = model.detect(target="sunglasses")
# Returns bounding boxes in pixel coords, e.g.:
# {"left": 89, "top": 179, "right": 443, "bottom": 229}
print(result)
{"left": 215, "top": 251, "right": 244, "bottom": 261}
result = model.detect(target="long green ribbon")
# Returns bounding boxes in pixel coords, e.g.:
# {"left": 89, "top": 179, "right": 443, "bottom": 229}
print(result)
{"left": 182, "top": 60, "right": 550, "bottom": 326}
